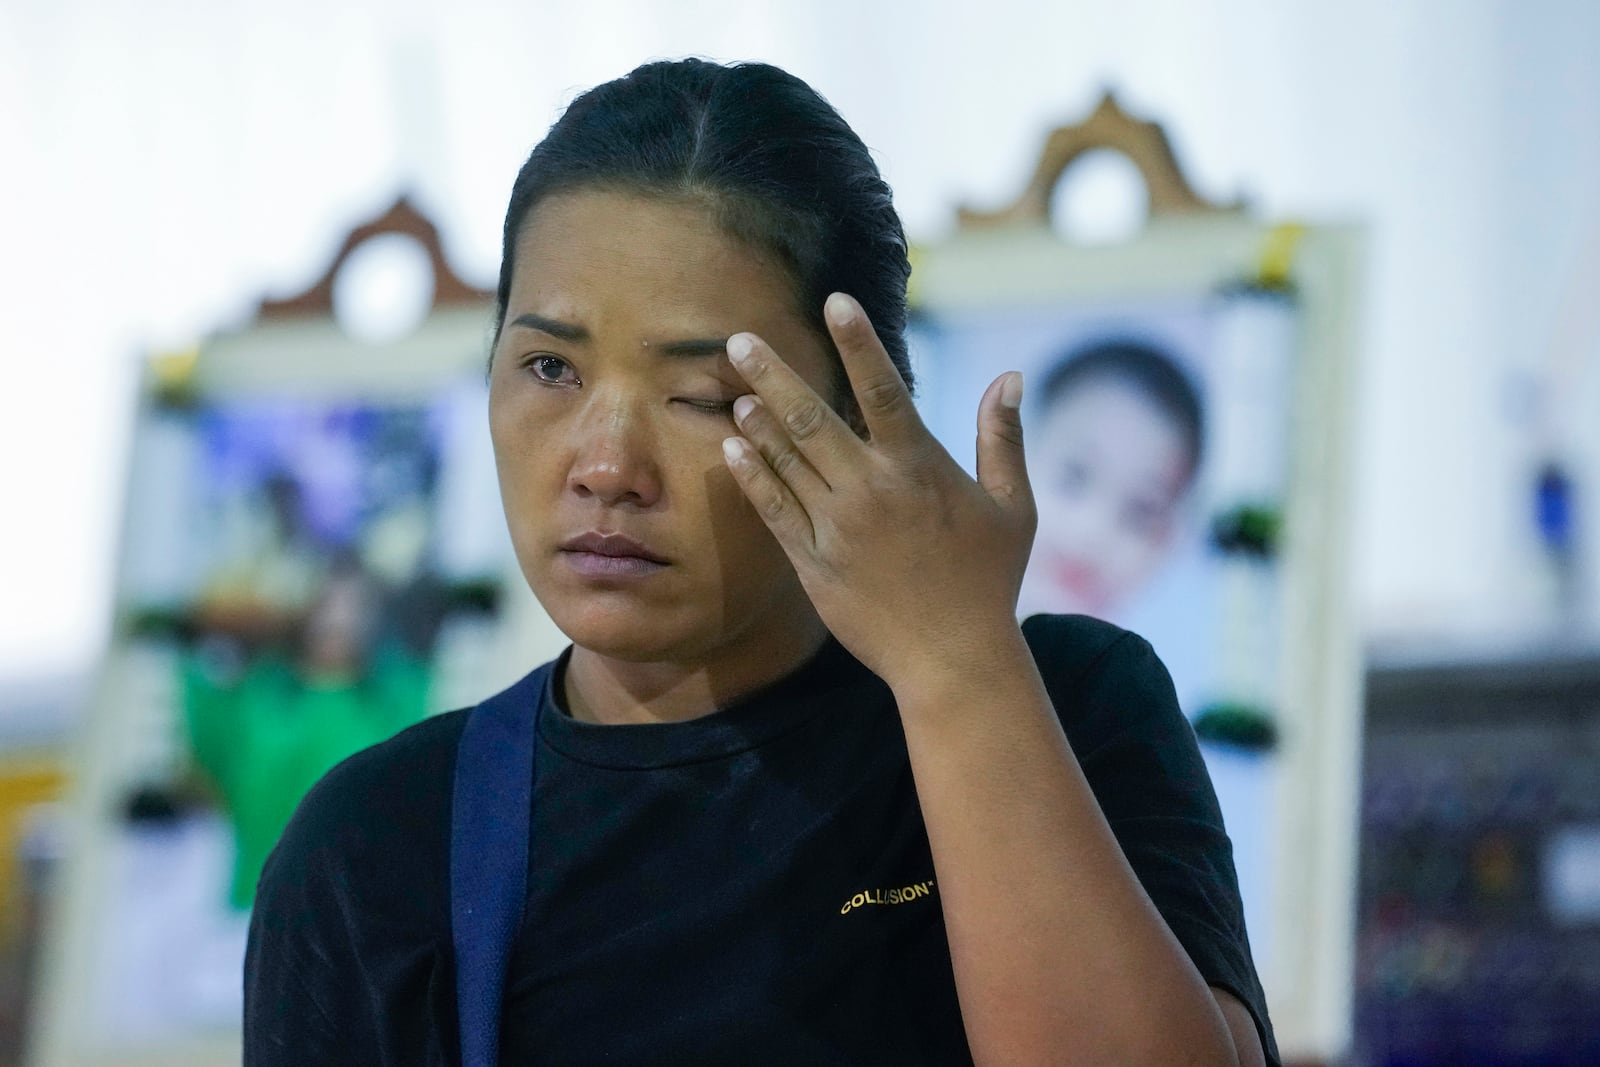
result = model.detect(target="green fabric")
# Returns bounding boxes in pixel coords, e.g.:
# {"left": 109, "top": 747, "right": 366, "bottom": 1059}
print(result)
{"left": 182, "top": 645, "right": 431, "bottom": 909}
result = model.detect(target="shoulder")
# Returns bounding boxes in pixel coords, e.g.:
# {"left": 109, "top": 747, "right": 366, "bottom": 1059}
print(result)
{"left": 1019, "top": 612, "right": 1138, "bottom": 680}
{"left": 1020, "top": 614, "right": 1174, "bottom": 747}
{"left": 257, "top": 709, "right": 470, "bottom": 920}
{"left": 1019, "top": 613, "right": 1206, "bottom": 808}
{"left": 245, "top": 709, "right": 473, "bottom": 1061}
{"left": 288, "top": 708, "right": 468, "bottom": 846}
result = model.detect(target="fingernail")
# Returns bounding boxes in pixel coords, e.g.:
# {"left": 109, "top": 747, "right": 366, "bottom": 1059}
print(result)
{"left": 722, "top": 437, "right": 747, "bottom": 464}
{"left": 727, "top": 334, "right": 755, "bottom": 364}
{"left": 825, "top": 293, "right": 856, "bottom": 328}
{"left": 1000, "top": 372, "right": 1023, "bottom": 410}
{"left": 732, "top": 394, "right": 759, "bottom": 422}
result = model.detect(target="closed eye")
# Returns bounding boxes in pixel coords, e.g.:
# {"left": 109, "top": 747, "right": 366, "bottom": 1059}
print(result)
{"left": 676, "top": 397, "right": 738, "bottom": 416}
{"left": 524, "top": 354, "right": 578, "bottom": 385}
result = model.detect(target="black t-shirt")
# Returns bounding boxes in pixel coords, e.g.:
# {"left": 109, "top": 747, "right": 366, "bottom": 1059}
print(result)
{"left": 245, "top": 614, "right": 1280, "bottom": 1065}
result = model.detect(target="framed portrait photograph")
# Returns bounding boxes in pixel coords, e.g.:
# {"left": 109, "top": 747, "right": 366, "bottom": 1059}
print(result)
{"left": 906, "top": 99, "right": 1366, "bottom": 1062}
{"left": 31, "top": 203, "right": 564, "bottom": 1067}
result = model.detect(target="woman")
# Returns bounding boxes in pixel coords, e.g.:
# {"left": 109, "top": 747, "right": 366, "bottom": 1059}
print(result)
{"left": 245, "top": 58, "right": 1277, "bottom": 1066}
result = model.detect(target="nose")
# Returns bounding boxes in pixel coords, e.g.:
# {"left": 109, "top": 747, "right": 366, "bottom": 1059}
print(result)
{"left": 565, "top": 394, "right": 663, "bottom": 509}
{"left": 1053, "top": 492, "right": 1116, "bottom": 557}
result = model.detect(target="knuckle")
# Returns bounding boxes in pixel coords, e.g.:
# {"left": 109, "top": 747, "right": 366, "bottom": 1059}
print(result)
{"left": 993, "top": 418, "right": 1025, "bottom": 450}
{"left": 782, "top": 400, "right": 826, "bottom": 439}
{"left": 768, "top": 445, "right": 803, "bottom": 480}
{"left": 859, "top": 373, "right": 906, "bottom": 413}
{"left": 740, "top": 355, "right": 768, "bottom": 382}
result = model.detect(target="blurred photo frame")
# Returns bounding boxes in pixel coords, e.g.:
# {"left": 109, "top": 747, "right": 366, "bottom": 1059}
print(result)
{"left": 906, "top": 94, "right": 1366, "bottom": 1063}
{"left": 31, "top": 200, "right": 565, "bottom": 1067}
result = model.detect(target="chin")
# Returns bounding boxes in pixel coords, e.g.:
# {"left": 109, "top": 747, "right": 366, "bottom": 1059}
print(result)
{"left": 542, "top": 594, "right": 714, "bottom": 663}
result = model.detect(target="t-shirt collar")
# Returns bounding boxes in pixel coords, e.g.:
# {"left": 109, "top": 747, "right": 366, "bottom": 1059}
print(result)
{"left": 535, "top": 632, "right": 876, "bottom": 769}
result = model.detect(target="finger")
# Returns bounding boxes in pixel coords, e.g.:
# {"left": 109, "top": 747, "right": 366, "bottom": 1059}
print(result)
{"left": 731, "top": 393, "right": 833, "bottom": 500}
{"left": 726, "top": 332, "right": 860, "bottom": 484}
{"left": 976, "top": 371, "right": 1035, "bottom": 519}
{"left": 721, "top": 436, "right": 817, "bottom": 554}
{"left": 824, "top": 292, "right": 924, "bottom": 450}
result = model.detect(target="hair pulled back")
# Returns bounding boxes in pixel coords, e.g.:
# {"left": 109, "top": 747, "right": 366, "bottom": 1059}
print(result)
{"left": 494, "top": 58, "right": 914, "bottom": 395}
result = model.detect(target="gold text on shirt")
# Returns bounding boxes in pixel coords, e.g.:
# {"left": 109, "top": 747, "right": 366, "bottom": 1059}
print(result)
{"left": 838, "top": 880, "right": 936, "bottom": 915}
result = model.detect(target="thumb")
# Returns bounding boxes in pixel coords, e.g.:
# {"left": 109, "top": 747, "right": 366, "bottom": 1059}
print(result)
{"left": 975, "top": 371, "right": 1034, "bottom": 516}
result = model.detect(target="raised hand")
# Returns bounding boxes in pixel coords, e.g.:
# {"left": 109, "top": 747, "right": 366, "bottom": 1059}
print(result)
{"left": 721, "top": 292, "right": 1037, "bottom": 691}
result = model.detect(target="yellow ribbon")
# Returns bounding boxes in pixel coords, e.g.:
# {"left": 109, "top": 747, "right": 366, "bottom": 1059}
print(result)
{"left": 1256, "top": 222, "right": 1307, "bottom": 290}
{"left": 906, "top": 243, "right": 927, "bottom": 308}
{"left": 148, "top": 346, "right": 201, "bottom": 394}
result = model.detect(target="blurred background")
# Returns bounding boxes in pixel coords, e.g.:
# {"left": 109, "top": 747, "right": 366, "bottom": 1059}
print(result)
{"left": 3, "top": 0, "right": 1599, "bottom": 1064}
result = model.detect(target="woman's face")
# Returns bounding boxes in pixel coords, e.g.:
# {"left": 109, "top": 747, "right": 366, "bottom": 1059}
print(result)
{"left": 1027, "top": 378, "right": 1194, "bottom": 616}
{"left": 489, "top": 190, "right": 836, "bottom": 666}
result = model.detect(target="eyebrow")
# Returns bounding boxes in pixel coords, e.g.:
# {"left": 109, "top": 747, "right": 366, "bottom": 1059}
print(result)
{"left": 508, "top": 313, "right": 586, "bottom": 343}
{"left": 506, "top": 313, "right": 729, "bottom": 359}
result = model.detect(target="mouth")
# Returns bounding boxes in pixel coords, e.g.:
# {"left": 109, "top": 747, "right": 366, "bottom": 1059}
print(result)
{"left": 1045, "top": 550, "right": 1109, "bottom": 608}
{"left": 557, "top": 531, "right": 670, "bottom": 579}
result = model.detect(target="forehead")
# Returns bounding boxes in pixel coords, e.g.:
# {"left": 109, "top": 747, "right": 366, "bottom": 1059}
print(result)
{"left": 506, "top": 189, "right": 805, "bottom": 337}
{"left": 1043, "top": 380, "right": 1184, "bottom": 442}
{"left": 1037, "top": 380, "right": 1193, "bottom": 489}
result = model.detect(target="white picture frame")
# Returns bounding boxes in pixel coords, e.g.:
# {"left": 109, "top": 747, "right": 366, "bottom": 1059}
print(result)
{"left": 907, "top": 121, "right": 1366, "bottom": 1060}
{"left": 31, "top": 201, "right": 564, "bottom": 1067}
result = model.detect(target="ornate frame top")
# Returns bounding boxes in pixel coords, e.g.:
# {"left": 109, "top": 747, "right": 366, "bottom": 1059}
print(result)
{"left": 256, "top": 194, "right": 492, "bottom": 319}
{"left": 957, "top": 91, "right": 1244, "bottom": 232}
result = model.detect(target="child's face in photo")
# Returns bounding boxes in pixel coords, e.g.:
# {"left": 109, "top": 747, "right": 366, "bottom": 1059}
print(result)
{"left": 1028, "top": 377, "right": 1195, "bottom": 616}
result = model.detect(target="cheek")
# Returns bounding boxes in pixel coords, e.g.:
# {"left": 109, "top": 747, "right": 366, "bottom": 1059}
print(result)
{"left": 694, "top": 454, "right": 788, "bottom": 569}
{"left": 487, "top": 393, "right": 516, "bottom": 472}
{"left": 684, "top": 454, "right": 808, "bottom": 620}
{"left": 1038, "top": 485, "right": 1109, "bottom": 540}
{"left": 487, "top": 389, "right": 578, "bottom": 565}
{"left": 1107, "top": 524, "right": 1170, "bottom": 581}
{"left": 487, "top": 394, "right": 516, "bottom": 484}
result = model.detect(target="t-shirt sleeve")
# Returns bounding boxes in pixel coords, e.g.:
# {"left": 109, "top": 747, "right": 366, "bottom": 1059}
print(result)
{"left": 1027, "top": 615, "right": 1281, "bottom": 1067}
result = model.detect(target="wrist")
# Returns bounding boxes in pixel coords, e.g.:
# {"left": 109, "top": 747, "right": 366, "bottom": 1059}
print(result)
{"left": 886, "top": 618, "right": 1035, "bottom": 711}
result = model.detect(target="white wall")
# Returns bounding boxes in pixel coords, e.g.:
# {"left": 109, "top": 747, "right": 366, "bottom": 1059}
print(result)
{"left": 3, "top": 0, "right": 1599, "bottom": 682}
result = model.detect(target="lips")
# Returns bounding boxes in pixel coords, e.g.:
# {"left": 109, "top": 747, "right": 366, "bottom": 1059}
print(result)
{"left": 558, "top": 531, "right": 668, "bottom": 563}
{"left": 557, "top": 531, "right": 670, "bottom": 579}
{"left": 1046, "top": 550, "right": 1108, "bottom": 609}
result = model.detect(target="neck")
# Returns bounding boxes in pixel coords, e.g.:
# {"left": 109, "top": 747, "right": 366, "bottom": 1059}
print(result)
{"left": 563, "top": 612, "right": 830, "bottom": 726}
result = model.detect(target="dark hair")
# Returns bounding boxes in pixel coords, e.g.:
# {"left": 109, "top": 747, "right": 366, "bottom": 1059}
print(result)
{"left": 493, "top": 58, "right": 914, "bottom": 406}
{"left": 1036, "top": 338, "right": 1205, "bottom": 478}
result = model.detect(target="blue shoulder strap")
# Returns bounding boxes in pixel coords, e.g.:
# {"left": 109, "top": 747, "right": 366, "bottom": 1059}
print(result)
{"left": 450, "top": 663, "right": 550, "bottom": 1067}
